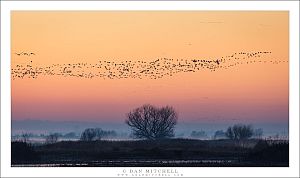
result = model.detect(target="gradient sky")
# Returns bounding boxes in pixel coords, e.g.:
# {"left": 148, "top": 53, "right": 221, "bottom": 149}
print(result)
{"left": 11, "top": 11, "right": 289, "bottom": 125}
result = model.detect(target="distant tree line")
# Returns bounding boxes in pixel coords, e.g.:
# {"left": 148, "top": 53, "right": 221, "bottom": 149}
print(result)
{"left": 45, "top": 133, "right": 60, "bottom": 144}
{"left": 182, "top": 125, "right": 263, "bottom": 141}
{"left": 214, "top": 130, "right": 226, "bottom": 139}
{"left": 190, "top": 130, "right": 208, "bottom": 139}
{"left": 80, "top": 128, "right": 117, "bottom": 141}
{"left": 14, "top": 124, "right": 265, "bottom": 144}
{"left": 223, "top": 124, "right": 263, "bottom": 140}
{"left": 225, "top": 124, "right": 253, "bottom": 140}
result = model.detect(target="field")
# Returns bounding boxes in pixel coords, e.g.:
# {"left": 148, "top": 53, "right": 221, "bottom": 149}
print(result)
{"left": 11, "top": 139, "right": 288, "bottom": 167}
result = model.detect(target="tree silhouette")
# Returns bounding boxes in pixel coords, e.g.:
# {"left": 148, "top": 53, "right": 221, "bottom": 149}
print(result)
{"left": 80, "top": 128, "right": 104, "bottom": 141}
{"left": 125, "top": 104, "right": 178, "bottom": 140}
{"left": 45, "top": 133, "right": 60, "bottom": 144}
{"left": 225, "top": 124, "right": 253, "bottom": 140}
{"left": 214, "top": 130, "right": 226, "bottom": 140}
{"left": 225, "top": 127, "right": 234, "bottom": 139}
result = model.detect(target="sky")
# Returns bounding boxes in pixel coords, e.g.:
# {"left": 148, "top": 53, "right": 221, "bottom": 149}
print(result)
{"left": 11, "top": 11, "right": 289, "bottom": 129}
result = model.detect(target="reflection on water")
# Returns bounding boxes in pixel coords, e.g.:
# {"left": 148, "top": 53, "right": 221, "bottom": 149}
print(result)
{"left": 12, "top": 159, "right": 236, "bottom": 167}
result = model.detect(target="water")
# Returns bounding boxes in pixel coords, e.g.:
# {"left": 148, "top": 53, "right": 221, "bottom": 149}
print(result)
{"left": 12, "top": 159, "right": 237, "bottom": 167}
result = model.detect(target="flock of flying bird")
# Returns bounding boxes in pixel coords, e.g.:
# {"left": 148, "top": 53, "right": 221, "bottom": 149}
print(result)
{"left": 11, "top": 51, "right": 288, "bottom": 80}
{"left": 14, "top": 52, "right": 35, "bottom": 56}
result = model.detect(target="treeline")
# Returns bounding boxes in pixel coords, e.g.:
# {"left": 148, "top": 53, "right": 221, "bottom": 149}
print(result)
{"left": 70, "top": 124, "right": 273, "bottom": 142}
{"left": 13, "top": 129, "right": 123, "bottom": 144}
{"left": 189, "top": 124, "right": 264, "bottom": 140}
{"left": 13, "top": 124, "right": 285, "bottom": 144}
{"left": 80, "top": 128, "right": 117, "bottom": 141}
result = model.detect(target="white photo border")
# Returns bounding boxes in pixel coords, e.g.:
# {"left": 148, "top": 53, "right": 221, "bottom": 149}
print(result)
{"left": 1, "top": 1, "right": 299, "bottom": 177}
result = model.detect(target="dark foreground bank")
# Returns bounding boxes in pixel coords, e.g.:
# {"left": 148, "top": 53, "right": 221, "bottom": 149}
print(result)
{"left": 11, "top": 139, "right": 288, "bottom": 167}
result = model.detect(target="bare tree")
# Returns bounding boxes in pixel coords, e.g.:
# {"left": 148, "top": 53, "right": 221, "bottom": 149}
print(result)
{"left": 80, "top": 128, "right": 104, "bottom": 141}
{"left": 45, "top": 133, "right": 60, "bottom": 144}
{"left": 214, "top": 130, "right": 226, "bottom": 140}
{"left": 225, "top": 127, "right": 234, "bottom": 140}
{"left": 125, "top": 104, "right": 178, "bottom": 140}
{"left": 225, "top": 124, "right": 253, "bottom": 140}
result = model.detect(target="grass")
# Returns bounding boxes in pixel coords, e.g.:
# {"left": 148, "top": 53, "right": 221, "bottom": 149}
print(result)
{"left": 11, "top": 138, "right": 288, "bottom": 167}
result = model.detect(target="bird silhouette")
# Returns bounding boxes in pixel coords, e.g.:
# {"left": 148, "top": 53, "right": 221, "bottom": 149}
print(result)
{"left": 11, "top": 51, "right": 286, "bottom": 80}
{"left": 14, "top": 52, "right": 36, "bottom": 56}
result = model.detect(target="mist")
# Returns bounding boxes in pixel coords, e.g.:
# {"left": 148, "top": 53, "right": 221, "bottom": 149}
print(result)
{"left": 12, "top": 119, "right": 288, "bottom": 139}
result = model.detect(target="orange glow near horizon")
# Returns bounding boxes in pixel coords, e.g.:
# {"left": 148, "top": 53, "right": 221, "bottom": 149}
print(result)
{"left": 11, "top": 11, "right": 288, "bottom": 124}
